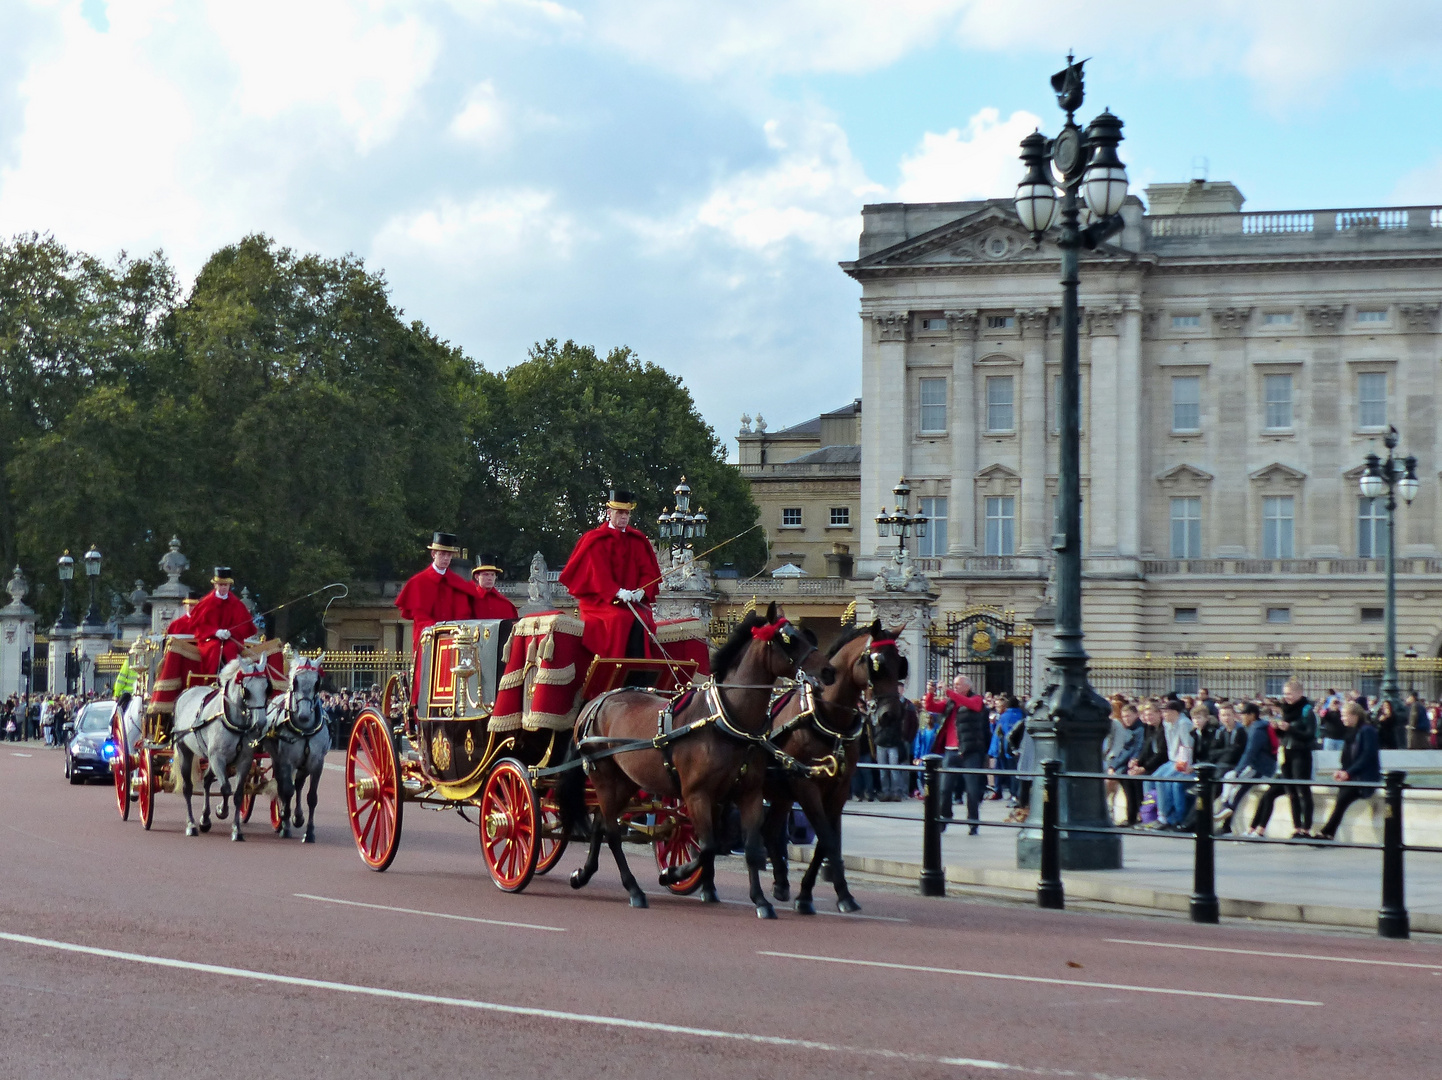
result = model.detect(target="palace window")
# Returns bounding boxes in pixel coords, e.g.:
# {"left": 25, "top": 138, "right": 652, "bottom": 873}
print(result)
{"left": 1263, "top": 312, "right": 1294, "bottom": 326}
{"left": 921, "top": 317, "right": 948, "bottom": 331}
{"left": 1358, "top": 496, "right": 1386, "bottom": 557}
{"left": 1174, "top": 607, "right": 1199, "bottom": 623}
{"left": 1262, "top": 495, "right": 1294, "bottom": 558}
{"left": 1171, "top": 376, "right": 1201, "bottom": 432}
{"left": 1361, "top": 607, "right": 1384, "bottom": 624}
{"left": 1267, "top": 607, "right": 1291, "bottom": 624}
{"left": 1356, "top": 309, "right": 1388, "bottom": 323}
{"left": 781, "top": 507, "right": 802, "bottom": 527}
{"left": 1171, "top": 314, "right": 1201, "bottom": 328}
{"left": 984, "top": 496, "right": 1015, "bottom": 556}
{"left": 919, "top": 377, "right": 947, "bottom": 433}
{"left": 1263, "top": 373, "right": 1293, "bottom": 430}
{"left": 986, "top": 375, "right": 1014, "bottom": 432}
{"left": 1358, "top": 371, "right": 1387, "bottom": 428}
{"left": 829, "top": 506, "right": 850, "bottom": 527}
{"left": 918, "top": 496, "right": 947, "bottom": 557}
{"left": 986, "top": 315, "right": 1014, "bottom": 329}
{"left": 1169, "top": 497, "right": 1202, "bottom": 558}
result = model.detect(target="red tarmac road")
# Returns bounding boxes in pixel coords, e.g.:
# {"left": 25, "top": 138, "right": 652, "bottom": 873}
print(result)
{"left": 1, "top": 747, "right": 1437, "bottom": 1079}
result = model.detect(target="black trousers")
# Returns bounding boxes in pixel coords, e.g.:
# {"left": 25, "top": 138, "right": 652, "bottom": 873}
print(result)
{"left": 1251, "top": 749, "right": 1314, "bottom": 831}
{"left": 1118, "top": 777, "right": 1143, "bottom": 825}
{"left": 940, "top": 750, "right": 985, "bottom": 824}
{"left": 1320, "top": 785, "right": 1377, "bottom": 838}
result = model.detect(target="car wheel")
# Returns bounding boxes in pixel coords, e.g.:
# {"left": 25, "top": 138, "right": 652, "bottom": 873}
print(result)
{"left": 67, "top": 754, "right": 82, "bottom": 785}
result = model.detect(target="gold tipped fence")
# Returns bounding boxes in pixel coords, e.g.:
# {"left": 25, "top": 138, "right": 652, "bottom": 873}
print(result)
{"left": 1088, "top": 655, "right": 1442, "bottom": 699}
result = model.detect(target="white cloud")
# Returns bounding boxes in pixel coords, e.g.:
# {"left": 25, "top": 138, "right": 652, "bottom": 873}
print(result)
{"left": 894, "top": 108, "right": 1043, "bottom": 204}
{"left": 450, "top": 81, "right": 507, "bottom": 144}
{"left": 372, "top": 189, "right": 585, "bottom": 266}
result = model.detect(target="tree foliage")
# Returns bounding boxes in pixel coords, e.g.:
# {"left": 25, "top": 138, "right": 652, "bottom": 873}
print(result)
{"left": 1, "top": 234, "right": 759, "bottom": 640}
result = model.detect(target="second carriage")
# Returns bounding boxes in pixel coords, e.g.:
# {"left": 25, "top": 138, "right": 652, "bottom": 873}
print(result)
{"left": 344, "top": 611, "right": 713, "bottom": 894}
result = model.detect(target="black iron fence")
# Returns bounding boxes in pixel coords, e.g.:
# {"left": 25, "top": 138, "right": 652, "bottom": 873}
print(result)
{"left": 1087, "top": 655, "right": 1442, "bottom": 701}
{"left": 844, "top": 758, "right": 1434, "bottom": 939}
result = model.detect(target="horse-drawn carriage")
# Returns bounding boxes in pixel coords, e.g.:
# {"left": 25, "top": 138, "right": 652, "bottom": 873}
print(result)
{"left": 344, "top": 603, "right": 905, "bottom": 917}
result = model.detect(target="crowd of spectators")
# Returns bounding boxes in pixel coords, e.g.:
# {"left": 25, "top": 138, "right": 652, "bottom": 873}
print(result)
{"left": 3, "top": 692, "right": 101, "bottom": 746}
{"left": 318, "top": 686, "right": 383, "bottom": 746}
{"left": 848, "top": 675, "right": 1437, "bottom": 842}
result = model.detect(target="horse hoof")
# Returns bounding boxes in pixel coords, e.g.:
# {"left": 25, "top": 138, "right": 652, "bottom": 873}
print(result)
{"left": 629, "top": 893, "right": 649, "bottom": 909}
{"left": 294, "top": 813, "right": 305, "bottom": 828}
{"left": 793, "top": 898, "right": 816, "bottom": 916}
{"left": 569, "top": 869, "right": 590, "bottom": 891}
{"left": 700, "top": 888, "right": 720, "bottom": 904}
{"left": 198, "top": 821, "right": 211, "bottom": 834}
{"left": 302, "top": 832, "right": 315, "bottom": 844}
{"left": 185, "top": 824, "right": 198, "bottom": 837}
{"left": 836, "top": 896, "right": 862, "bottom": 914}
{"left": 657, "top": 867, "right": 677, "bottom": 886}
{"left": 232, "top": 831, "right": 244, "bottom": 842}
{"left": 216, "top": 807, "right": 228, "bottom": 821}
{"left": 756, "top": 903, "right": 777, "bottom": 920}
{"left": 772, "top": 883, "right": 791, "bottom": 902}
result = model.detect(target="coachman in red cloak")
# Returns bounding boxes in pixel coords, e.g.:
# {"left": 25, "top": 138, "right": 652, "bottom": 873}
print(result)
{"left": 469, "top": 554, "right": 520, "bottom": 621}
{"left": 396, "top": 532, "right": 489, "bottom": 689}
{"left": 559, "top": 489, "right": 662, "bottom": 660}
{"left": 189, "top": 567, "right": 258, "bottom": 675}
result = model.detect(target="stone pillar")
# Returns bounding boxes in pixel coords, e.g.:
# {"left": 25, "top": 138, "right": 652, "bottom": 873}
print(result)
{"left": 1086, "top": 306, "right": 1122, "bottom": 554}
{"left": 946, "top": 310, "right": 979, "bottom": 555}
{"left": 49, "top": 626, "right": 78, "bottom": 696}
{"left": 1018, "top": 309, "right": 1049, "bottom": 555}
{"left": 0, "top": 568, "right": 36, "bottom": 700}
{"left": 861, "top": 311, "right": 909, "bottom": 576}
{"left": 867, "top": 588, "right": 937, "bottom": 701}
{"left": 77, "top": 628, "right": 112, "bottom": 695}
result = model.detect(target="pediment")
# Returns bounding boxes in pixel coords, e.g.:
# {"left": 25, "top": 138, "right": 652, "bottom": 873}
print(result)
{"left": 975, "top": 463, "right": 1021, "bottom": 481}
{"left": 1155, "top": 463, "right": 1214, "bottom": 485}
{"left": 1249, "top": 462, "right": 1307, "bottom": 483}
{"left": 853, "top": 205, "right": 1055, "bottom": 268}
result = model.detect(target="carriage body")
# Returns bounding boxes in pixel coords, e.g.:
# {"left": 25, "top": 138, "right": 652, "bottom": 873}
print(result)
{"left": 345, "top": 612, "right": 711, "bottom": 892}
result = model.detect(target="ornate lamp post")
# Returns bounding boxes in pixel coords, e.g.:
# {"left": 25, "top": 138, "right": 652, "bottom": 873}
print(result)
{"left": 55, "top": 551, "right": 76, "bottom": 631}
{"left": 656, "top": 476, "right": 707, "bottom": 562}
{"left": 1011, "top": 55, "right": 1129, "bottom": 872}
{"left": 874, "top": 477, "right": 928, "bottom": 558}
{"left": 1360, "top": 426, "right": 1418, "bottom": 720}
{"left": 82, "top": 544, "right": 104, "bottom": 628}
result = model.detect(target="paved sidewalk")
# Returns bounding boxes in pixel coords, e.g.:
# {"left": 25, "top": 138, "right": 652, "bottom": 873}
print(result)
{"left": 794, "top": 795, "right": 1442, "bottom": 931}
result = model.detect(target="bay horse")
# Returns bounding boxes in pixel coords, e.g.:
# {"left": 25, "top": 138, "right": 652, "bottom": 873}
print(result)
{"left": 263, "top": 655, "right": 329, "bottom": 843}
{"left": 561, "top": 603, "right": 834, "bottom": 917}
{"left": 760, "top": 620, "right": 907, "bottom": 913}
{"left": 172, "top": 657, "right": 273, "bottom": 840}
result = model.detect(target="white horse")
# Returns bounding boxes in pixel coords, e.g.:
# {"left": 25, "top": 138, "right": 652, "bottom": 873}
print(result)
{"left": 263, "top": 656, "right": 329, "bottom": 843}
{"left": 172, "top": 658, "right": 273, "bottom": 840}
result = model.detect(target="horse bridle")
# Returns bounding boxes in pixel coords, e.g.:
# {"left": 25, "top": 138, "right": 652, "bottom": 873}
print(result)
{"left": 277, "top": 663, "right": 324, "bottom": 740}
{"left": 217, "top": 664, "right": 271, "bottom": 735}
{"left": 771, "top": 635, "right": 904, "bottom": 759}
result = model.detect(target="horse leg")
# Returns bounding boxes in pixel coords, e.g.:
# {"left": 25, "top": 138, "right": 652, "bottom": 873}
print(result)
{"left": 604, "top": 824, "right": 648, "bottom": 909}
{"left": 230, "top": 750, "right": 251, "bottom": 841}
{"left": 568, "top": 816, "right": 605, "bottom": 890}
{"left": 793, "top": 781, "right": 833, "bottom": 914}
{"left": 302, "top": 758, "right": 321, "bottom": 843}
{"left": 177, "top": 744, "right": 200, "bottom": 837}
{"left": 569, "top": 762, "right": 619, "bottom": 891}
{"left": 681, "top": 793, "right": 721, "bottom": 904}
{"left": 825, "top": 791, "right": 860, "bottom": 913}
{"left": 274, "top": 749, "right": 294, "bottom": 839}
{"left": 199, "top": 762, "right": 214, "bottom": 833}
{"left": 737, "top": 772, "right": 776, "bottom": 919}
{"left": 762, "top": 783, "right": 792, "bottom": 902}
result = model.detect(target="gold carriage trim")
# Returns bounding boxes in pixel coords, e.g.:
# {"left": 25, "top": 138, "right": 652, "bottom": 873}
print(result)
{"left": 431, "top": 731, "right": 453, "bottom": 771}
{"left": 655, "top": 618, "right": 706, "bottom": 643}
{"left": 532, "top": 662, "right": 576, "bottom": 686}
{"left": 152, "top": 677, "right": 183, "bottom": 692}
{"left": 522, "top": 707, "right": 579, "bottom": 732}
{"left": 164, "top": 639, "right": 201, "bottom": 661}
{"left": 489, "top": 711, "right": 524, "bottom": 732}
{"left": 498, "top": 668, "right": 526, "bottom": 692}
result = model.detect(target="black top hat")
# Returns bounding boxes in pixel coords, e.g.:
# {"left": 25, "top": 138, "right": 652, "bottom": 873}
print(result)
{"left": 606, "top": 489, "right": 637, "bottom": 511}
{"left": 428, "top": 531, "right": 461, "bottom": 553}
{"left": 1162, "top": 696, "right": 1186, "bottom": 713}
{"left": 471, "top": 554, "right": 504, "bottom": 577}
{"left": 211, "top": 566, "right": 234, "bottom": 584}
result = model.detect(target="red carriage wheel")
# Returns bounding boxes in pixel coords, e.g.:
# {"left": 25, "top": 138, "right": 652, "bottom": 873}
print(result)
{"left": 533, "top": 787, "right": 568, "bottom": 876}
{"left": 479, "top": 759, "right": 539, "bottom": 893}
{"left": 113, "top": 738, "right": 131, "bottom": 822}
{"left": 138, "top": 748, "right": 156, "bottom": 831}
{"left": 239, "top": 791, "right": 256, "bottom": 823}
{"left": 346, "top": 708, "right": 403, "bottom": 870}
{"left": 654, "top": 798, "right": 704, "bottom": 896}
{"left": 270, "top": 797, "right": 284, "bottom": 834}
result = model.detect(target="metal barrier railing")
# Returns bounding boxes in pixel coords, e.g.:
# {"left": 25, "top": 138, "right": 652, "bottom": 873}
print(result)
{"left": 841, "top": 756, "right": 1430, "bottom": 939}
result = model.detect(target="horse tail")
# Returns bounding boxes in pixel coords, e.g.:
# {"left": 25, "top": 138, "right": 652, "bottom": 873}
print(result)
{"left": 554, "top": 698, "right": 602, "bottom": 833}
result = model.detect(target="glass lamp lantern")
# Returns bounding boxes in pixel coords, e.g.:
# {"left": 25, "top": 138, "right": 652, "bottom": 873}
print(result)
{"left": 1399, "top": 456, "right": 1420, "bottom": 504}
{"left": 1014, "top": 130, "right": 1058, "bottom": 235}
{"left": 57, "top": 551, "right": 74, "bottom": 582}
{"left": 694, "top": 508, "right": 707, "bottom": 539}
{"left": 84, "top": 545, "right": 102, "bottom": 577}
{"left": 1081, "top": 111, "right": 1128, "bottom": 218}
{"left": 1359, "top": 454, "right": 1386, "bottom": 499}
{"left": 875, "top": 508, "right": 890, "bottom": 537}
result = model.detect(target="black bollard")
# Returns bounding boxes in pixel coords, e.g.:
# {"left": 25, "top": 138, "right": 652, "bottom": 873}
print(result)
{"left": 920, "top": 754, "right": 945, "bottom": 897}
{"left": 1037, "top": 758, "right": 1064, "bottom": 909}
{"left": 1378, "top": 770, "right": 1409, "bottom": 939}
{"left": 1190, "top": 763, "right": 1219, "bottom": 924}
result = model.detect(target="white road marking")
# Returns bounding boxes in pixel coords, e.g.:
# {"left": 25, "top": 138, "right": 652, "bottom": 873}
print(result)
{"left": 1106, "top": 938, "right": 1442, "bottom": 971}
{"left": 293, "top": 893, "right": 565, "bottom": 933}
{"left": 759, "top": 951, "right": 1322, "bottom": 1007}
{"left": 11, "top": 753, "right": 32, "bottom": 758}
{"left": 0, "top": 929, "right": 1157, "bottom": 1079}
{"left": 323, "top": 763, "right": 344, "bottom": 773}
{"left": 714, "top": 897, "right": 908, "bottom": 923}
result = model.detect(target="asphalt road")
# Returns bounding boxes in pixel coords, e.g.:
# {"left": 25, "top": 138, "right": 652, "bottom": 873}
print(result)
{"left": 1, "top": 746, "right": 1437, "bottom": 1080}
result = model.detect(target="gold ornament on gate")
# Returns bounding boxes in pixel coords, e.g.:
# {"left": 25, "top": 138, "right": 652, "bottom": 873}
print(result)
{"left": 431, "top": 731, "right": 453, "bottom": 771}
{"left": 971, "top": 629, "right": 993, "bottom": 655}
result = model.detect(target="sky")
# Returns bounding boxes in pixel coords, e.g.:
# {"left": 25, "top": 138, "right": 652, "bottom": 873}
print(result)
{"left": 4, "top": 0, "right": 1442, "bottom": 450}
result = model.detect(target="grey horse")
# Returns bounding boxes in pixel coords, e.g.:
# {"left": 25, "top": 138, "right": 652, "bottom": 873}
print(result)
{"left": 172, "top": 657, "right": 272, "bottom": 840}
{"left": 262, "top": 656, "right": 329, "bottom": 843}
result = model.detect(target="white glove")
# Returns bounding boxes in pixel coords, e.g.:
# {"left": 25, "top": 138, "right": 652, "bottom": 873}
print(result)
{"left": 628, "top": 589, "right": 645, "bottom": 603}
{"left": 615, "top": 588, "right": 630, "bottom": 602}
{"left": 215, "top": 628, "right": 231, "bottom": 641}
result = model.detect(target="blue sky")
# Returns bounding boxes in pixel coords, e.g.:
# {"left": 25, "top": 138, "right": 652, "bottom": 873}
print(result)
{"left": 3, "top": 1, "right": 1441, "bottom": 449}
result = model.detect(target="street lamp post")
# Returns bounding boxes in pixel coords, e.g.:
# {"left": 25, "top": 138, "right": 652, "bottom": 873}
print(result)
{"left": 1360, "top": 426, "right": 1419, "bottom": 721}
{"left": 55, "top": 551, "right": 76, "bottom": 631}
{"left": 874, "top": 477, "right": 928, "bottom": 558}
{"left": 656, "top": 476, "right": 708, "bottom": 564}
{"left": 83, "top": 544, "right": 103, "bottom": 628}
{"left": 1011, "top": 56, "right": 1129, "bottom": 871}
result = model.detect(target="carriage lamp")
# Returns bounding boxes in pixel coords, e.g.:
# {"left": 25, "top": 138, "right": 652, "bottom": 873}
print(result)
{"left": 1358, "top": 426, "right": 1423, "bottom": 730}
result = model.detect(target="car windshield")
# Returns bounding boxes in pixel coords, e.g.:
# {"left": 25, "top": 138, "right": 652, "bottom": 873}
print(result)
{"left": 76, "top": 705, "right": 113, "bottom": 734}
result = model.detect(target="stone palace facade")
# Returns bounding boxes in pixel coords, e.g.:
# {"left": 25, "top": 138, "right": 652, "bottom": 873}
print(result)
{"left": 843, "top": 181, "right": 1442, "bottom": 672}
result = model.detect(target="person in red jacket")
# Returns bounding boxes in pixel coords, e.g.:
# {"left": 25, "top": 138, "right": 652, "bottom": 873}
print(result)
{"left": 559, "top": 489, "right": 662, "bottom": 661}
{"left": 189, "top": 568, "right": 258, "bottom": 675}
{"left": 396, "top": 532, "right": 489, "bottom": 695}
{"left": 923, "top": 674, "right": 988, "bottom": 833}
{"left": 469, "top": 555, "right": 519, "bottom": 621}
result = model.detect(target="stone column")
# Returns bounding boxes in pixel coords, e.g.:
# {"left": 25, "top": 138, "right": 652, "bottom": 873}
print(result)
{"left": 867, "top": 587, "right": 936, "bottom": 700}
{"left": 945, "top": 310, "right": 979, "bottom": 555}
{"left": 861, "top": 311, "right": 909, "bottom": 576}
{"left": 1018, "top": 309, "right": 1050, "bottom": 555}
{"left": 0, "top": 568, "right": 36, "bottom": 700}
{"left": 49, "top": 626, "right": 77, "bottom": 695}
{"left": 1085, "top": 306, "right": 1124, "bottom": 554}
{"left": 77, "top": 627, "right": 112, "bottom": 695}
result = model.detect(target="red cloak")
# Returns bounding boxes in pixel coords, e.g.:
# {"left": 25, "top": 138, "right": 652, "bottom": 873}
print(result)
{"left": 396, "top": 566, "right": 488, "bottom": 647}
{"left": 558, "top": 524, "right": 662, "bottom": 659}
{"left": 189, "top": 589, "right": 258, "bottom": 674}
{"left": 474, "top": 586, "right": 519, "bottom": 621}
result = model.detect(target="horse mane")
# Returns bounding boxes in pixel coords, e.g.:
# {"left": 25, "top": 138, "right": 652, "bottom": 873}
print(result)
{"left": 825, "top": 624, "right": 871, "bottom": 660}
{"left": 711, "top": 612, "right": 767, "bottom": 680}
{"left": 218, "top": 657, "right": 244, "bottom": 685}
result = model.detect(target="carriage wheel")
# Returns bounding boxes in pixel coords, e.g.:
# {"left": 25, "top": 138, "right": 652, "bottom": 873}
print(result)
{"left": 113, "top": 738, "right": 131, "bottom": 822}
{"left": 479, "top": 759, "right": 539, "bottom": 893}
{"left": 270, "top": 797, "right": 284, "bottom": 834}
{"left": 654, "top": 798, "right": 704, "bottom": 896}
{"left": 533, "top": 787, "right": 568, "bottom": 876}
{"left": 346, "top": 708, "right": 403, "bottom": 870}
{"left": 138, "top": 749, "right": 156, "bottom": 831}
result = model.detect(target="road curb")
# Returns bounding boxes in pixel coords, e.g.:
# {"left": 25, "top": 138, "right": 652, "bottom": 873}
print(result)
{"left": 787, "top": 845, "right": 1442, "bottom": 933}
